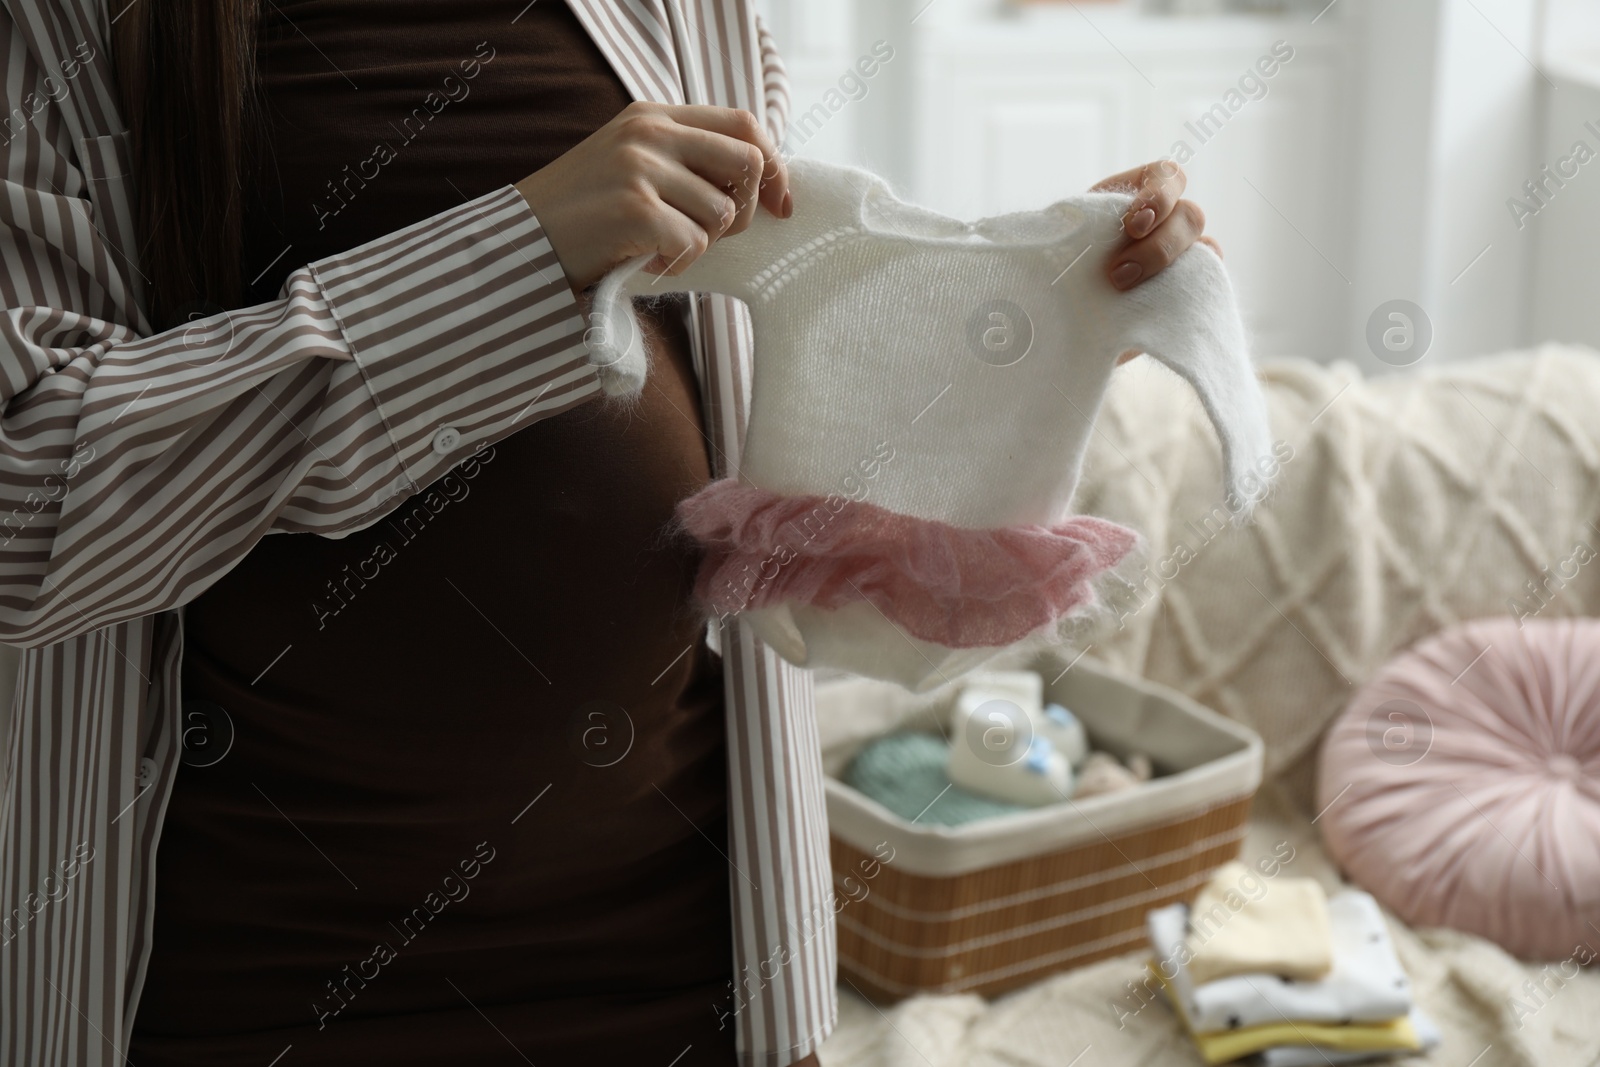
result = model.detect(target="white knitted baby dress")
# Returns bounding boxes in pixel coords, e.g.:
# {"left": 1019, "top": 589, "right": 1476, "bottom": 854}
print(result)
{"left": 584, "top": 157, "right": 1273, "bottom": 691}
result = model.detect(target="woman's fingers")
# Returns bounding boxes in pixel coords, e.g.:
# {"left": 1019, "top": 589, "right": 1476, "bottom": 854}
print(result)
{"left": 1089, "top": 158, "right": 1211, "bottom": 288}
{"left": 1108, "top": 198, "right": 1207, "bottom": 290}
{"left": 663, "top": 104, "right": 791, "bottom": 218}
{"left": 1091, "top": 160, "right": 1187, "bottom": 239}
{"left": 640, "top": 200, "right": 710, "bottom": 277}
{"left": 515, "top": 101, "right": 794, "bottom": 293}
{"left": 669, "top": 124, "right": 770, "bottom": 235}
{"left": 650, "top": 162, "right": 741, "bottom": 241}
{"left": 1124, "top": 159, "right": 1187, "bottom": 239}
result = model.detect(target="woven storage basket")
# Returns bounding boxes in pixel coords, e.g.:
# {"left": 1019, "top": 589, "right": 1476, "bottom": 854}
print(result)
{"left": 817, "top": 654, "right": 1262, "bottom": 1003}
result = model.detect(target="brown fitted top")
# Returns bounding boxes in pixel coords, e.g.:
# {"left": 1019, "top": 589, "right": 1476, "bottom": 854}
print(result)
{"left": 129, "top": 4, "right": 737, "bottom": 1065}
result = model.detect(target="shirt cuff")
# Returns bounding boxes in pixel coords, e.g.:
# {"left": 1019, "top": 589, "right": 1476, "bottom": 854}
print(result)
{"left": 307, "top": 184, "right": 600, "bottom": 501}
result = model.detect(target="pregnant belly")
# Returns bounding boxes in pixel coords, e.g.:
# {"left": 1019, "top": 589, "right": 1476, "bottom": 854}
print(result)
{"left": 131, "top": 301, "right": 736, "bottom": 1062}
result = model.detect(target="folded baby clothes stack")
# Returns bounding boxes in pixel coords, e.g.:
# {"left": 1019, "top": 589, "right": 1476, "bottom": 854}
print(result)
{"left": 1145, "top": 883, "right": 1440, "bottom": 1065}
{"left": 586, "top": 157, "right": 1275, "bottom": 690}
{"left": 1258, "top": 1012, "right": 1442, "bottom": 1067}
{"left": 1185, "top": 860, "right": 1335, "bottom": 983}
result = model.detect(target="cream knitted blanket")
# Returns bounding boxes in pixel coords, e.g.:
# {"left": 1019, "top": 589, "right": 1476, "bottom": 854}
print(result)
{"left": 1076, "top": 343, "right": 1600, "bottom": 809}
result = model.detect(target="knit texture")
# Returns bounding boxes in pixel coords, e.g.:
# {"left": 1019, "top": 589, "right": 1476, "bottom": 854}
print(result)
{"left": 588, "top": 157, "right": 1274, "bottom": 687}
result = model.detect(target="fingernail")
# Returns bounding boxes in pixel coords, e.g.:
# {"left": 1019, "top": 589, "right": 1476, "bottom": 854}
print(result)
{"left": 782, "top": 189, "right": 794, "bottom": 218}
{"left": 1110, "top": 262, "right": 1142, "bottom": 289}
{"left": 1129, "top": 207, "right": 1156, "bottom": 238}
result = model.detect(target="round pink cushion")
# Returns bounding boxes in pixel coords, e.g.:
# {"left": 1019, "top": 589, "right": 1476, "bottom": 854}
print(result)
{"left": 1317, "top": 616, "right": 1600, "bottom": 961}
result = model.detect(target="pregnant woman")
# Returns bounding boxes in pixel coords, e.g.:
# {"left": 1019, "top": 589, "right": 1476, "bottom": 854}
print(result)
{"left": 0, "top": 2, "right": 1213, "bottom": 1065}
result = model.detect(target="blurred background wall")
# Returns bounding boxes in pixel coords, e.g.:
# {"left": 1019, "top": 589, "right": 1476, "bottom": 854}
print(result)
{"left": 759, "top": 0, "right": 1600, "bottom": 371}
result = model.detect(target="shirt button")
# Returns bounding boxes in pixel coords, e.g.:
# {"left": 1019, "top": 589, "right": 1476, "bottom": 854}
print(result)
{"left": 136, "top": 756, "right": 158, "bottom": 787}
{"left": 431, "top": 427, "right": 462, "bottom": 455}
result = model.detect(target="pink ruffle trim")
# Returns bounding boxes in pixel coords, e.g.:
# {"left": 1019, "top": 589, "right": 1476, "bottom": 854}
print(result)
{"left": 676, "top": 479, "right": 1139, "bottom": 650}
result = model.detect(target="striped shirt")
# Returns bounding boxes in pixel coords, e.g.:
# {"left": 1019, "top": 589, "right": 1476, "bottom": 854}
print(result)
{"left": 0, "top": 2, "right": 836, "bottom": 1065}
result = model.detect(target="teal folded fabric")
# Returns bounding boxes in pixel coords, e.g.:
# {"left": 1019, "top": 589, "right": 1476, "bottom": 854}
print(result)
{"left": 844, "top": 731, "right": 1027, "bottom": 826}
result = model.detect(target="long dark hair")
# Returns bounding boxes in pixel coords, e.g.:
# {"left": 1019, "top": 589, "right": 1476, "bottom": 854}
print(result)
{"left": 112, "top": 2, "right": 260, "bottom": 331}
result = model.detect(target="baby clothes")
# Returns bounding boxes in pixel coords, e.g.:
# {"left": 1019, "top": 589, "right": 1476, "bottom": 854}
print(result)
{"left": 1183, "top": 860, "right": 1334, "bottom": 983}
{"left": 1148, "top": 973, "right": 1427, "bottom": 1067}
{"left": 1259, "top": 1009, "right": 1441, "bottom": 1067}
{"left": 1147, "top": 891, "right": 1412, "bottom": 1032}
{"left": 585, "top": 157, "right": 1274, "bottom": 689}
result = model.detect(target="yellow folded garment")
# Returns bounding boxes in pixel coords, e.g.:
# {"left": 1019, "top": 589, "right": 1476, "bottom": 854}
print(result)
{"left": 1150, "top": 966, "right": 1419, "bottom": 1066}
{"left": 1185, "top": 860, "right": 1334, "bottom": 983}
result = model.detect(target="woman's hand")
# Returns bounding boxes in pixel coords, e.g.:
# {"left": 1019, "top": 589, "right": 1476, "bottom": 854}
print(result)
{"left": 1091, "top": 161, "right": 1220, "bottom": 292}
{"left": 515, "top": 101, "right": 792, "bottom": 295}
